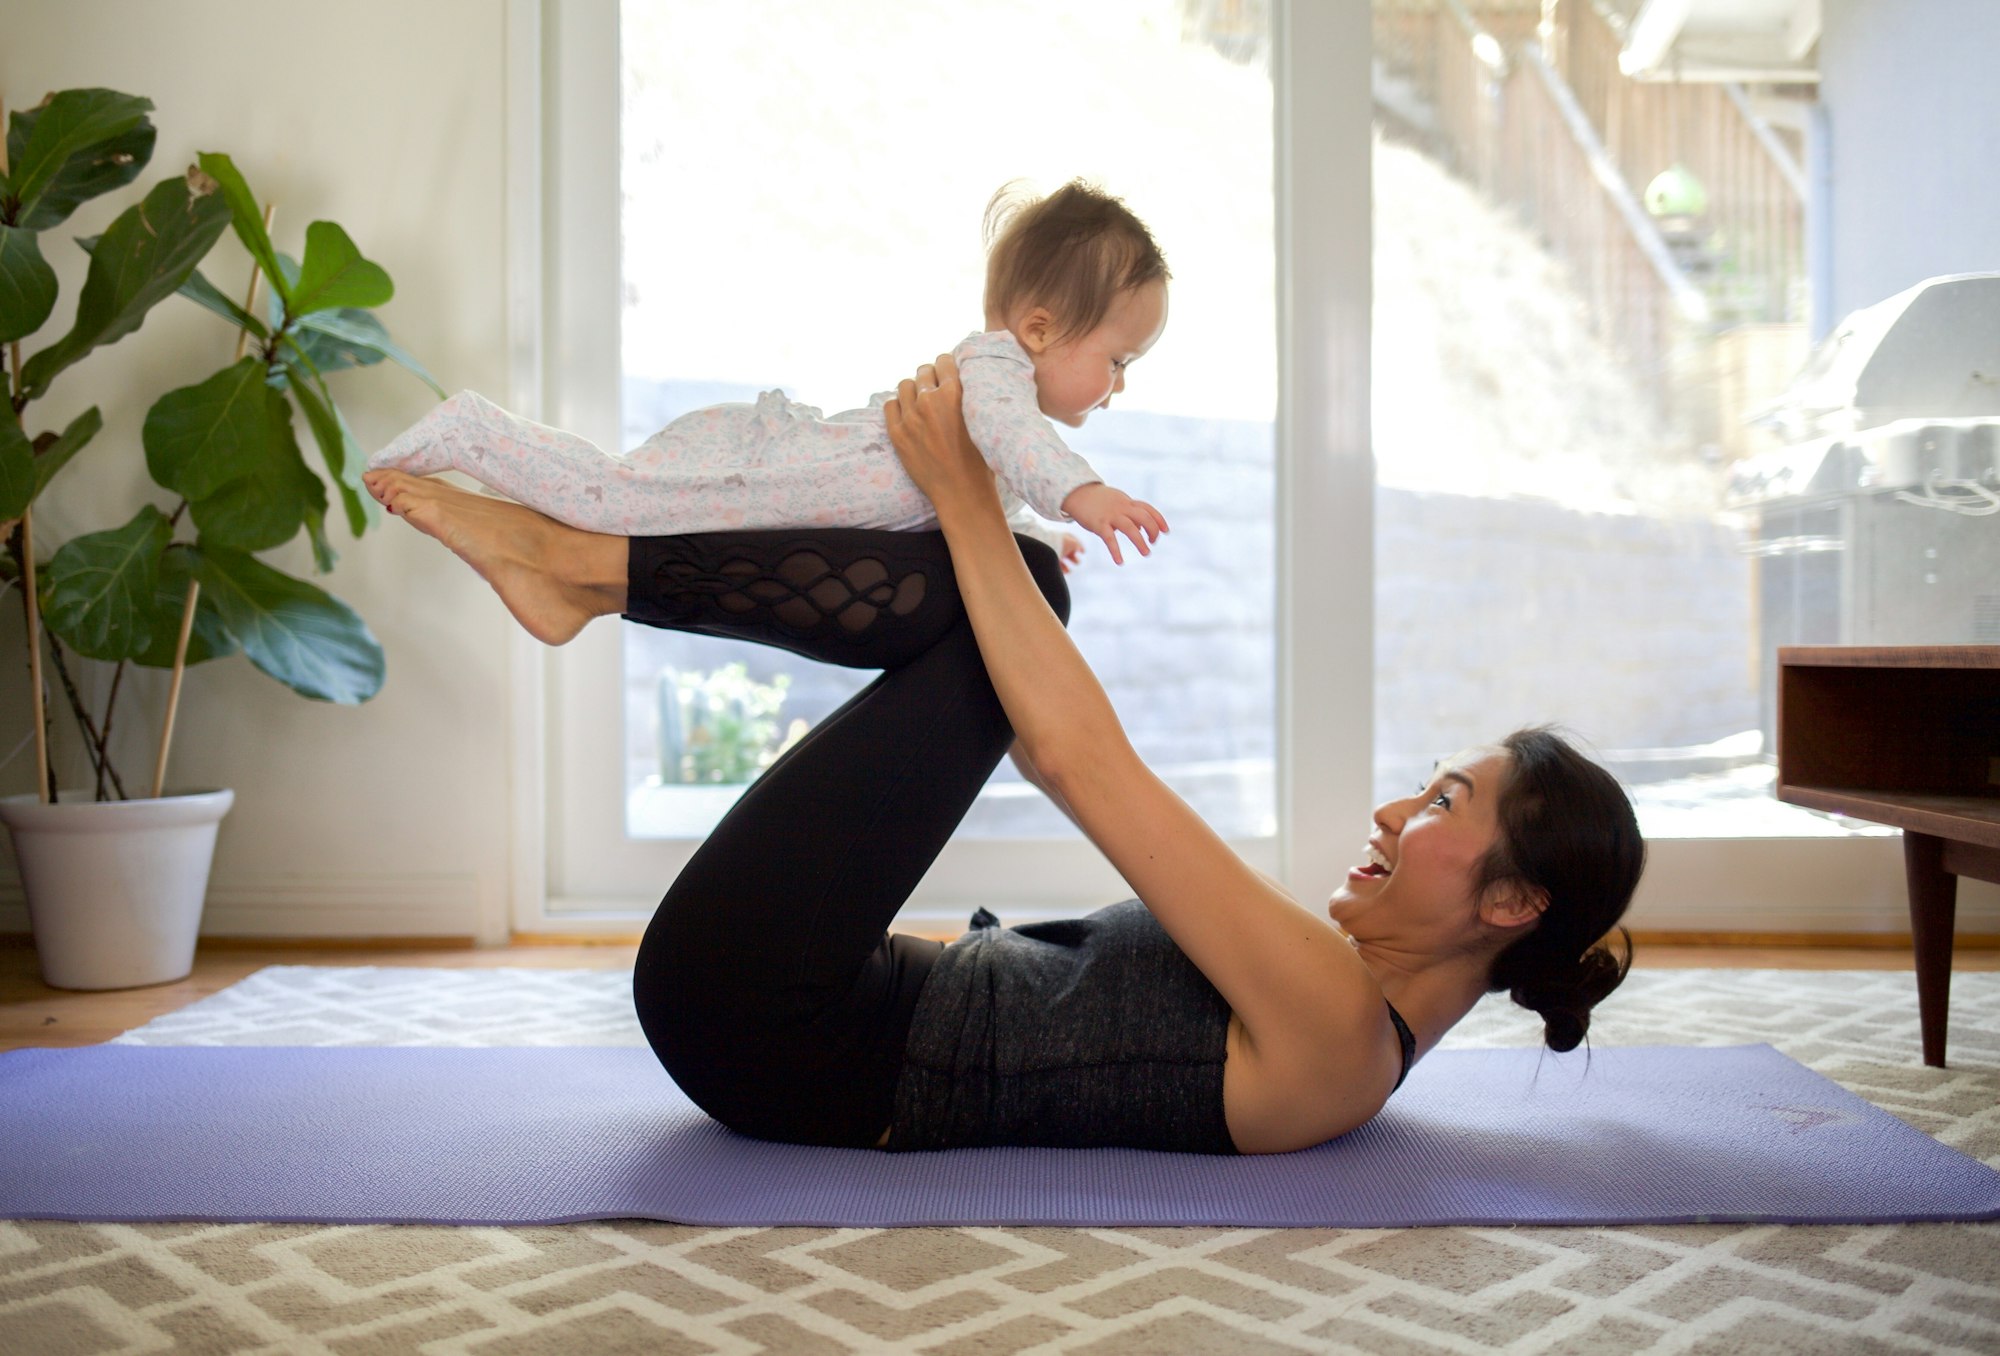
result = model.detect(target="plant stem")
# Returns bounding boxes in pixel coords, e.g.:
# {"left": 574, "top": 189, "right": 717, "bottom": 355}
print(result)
{"left": 8, "top": 518, "right": 53, "bottom": 802}
{"left": 94, "top": 659, "right": 125, "bottom": 801}
{"left": 44, "top": 636, "right": 125, "bottom": 801}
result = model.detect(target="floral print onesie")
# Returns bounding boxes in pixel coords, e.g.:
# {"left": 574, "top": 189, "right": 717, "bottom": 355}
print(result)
{"left": 367, "top": 329, "right": 1101, "bottom": 541}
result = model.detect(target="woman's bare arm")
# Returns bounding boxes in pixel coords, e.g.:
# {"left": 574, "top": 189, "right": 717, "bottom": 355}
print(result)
{"left": 1009, "top": 741, "right": 1081, "bottom": 828}
{"left": 884, "top": 360, "right": 1398, "bottom": 1143}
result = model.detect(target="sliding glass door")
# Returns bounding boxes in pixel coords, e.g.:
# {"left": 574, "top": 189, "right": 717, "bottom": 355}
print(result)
{"left": 538, "top": 0, "right": 1286, "bottom": 919}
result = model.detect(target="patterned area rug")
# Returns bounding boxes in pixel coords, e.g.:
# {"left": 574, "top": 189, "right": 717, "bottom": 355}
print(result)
{"left": 3, "top": 966, "right": 1998, "bottom": 1354}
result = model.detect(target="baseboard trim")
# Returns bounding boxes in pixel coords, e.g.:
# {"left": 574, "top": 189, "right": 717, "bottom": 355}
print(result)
{"left": 197, "top": 935, "right": 479, "bottom": 951}
{"left": 1628, "top": 930, "right": 2000, "bottom": 949}
{"left": 0, "top": 873, "right": 481, "bottom": 940}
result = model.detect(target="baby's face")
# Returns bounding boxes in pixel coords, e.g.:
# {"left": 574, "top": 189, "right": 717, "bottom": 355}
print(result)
{"left": 1025, "top": 280, "right": 1168, "bottom": 428}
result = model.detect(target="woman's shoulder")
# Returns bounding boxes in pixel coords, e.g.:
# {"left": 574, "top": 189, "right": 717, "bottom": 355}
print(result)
{"left": 1224, "top": 994, "right": 1406, "bottom": 1153}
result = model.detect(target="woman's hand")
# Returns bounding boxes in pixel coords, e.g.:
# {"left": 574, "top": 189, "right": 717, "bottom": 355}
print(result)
{"left": 882, "top": 355, "right": 1003, "bottom": 517}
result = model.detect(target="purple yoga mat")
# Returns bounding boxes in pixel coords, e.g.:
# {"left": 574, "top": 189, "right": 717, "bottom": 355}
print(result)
{"left": 1, "top": 1043, "right": 1994, "bottom": 1228}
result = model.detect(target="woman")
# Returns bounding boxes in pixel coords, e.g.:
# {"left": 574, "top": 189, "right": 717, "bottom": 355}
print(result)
{"left": 363, "top": 357, "right": 1643, "bottom": 1154}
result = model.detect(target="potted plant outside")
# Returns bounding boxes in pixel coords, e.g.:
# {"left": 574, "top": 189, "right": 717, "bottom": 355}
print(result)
{"left": 0, "top": 88, "right": 437, "bottom": 988}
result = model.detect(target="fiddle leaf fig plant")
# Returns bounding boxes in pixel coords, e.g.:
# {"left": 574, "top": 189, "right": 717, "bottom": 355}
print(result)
{"left": 1, "top": 88, "right": 439, "bottom": 801}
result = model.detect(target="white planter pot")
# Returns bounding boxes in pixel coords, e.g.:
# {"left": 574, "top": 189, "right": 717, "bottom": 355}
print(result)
{"left": 0, "top": 789, "right": 234, "bottom": 991}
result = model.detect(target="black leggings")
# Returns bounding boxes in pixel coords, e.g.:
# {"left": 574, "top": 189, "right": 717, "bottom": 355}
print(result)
{"left": 627, "top": 528, "right": 1071, "bottom": 1147}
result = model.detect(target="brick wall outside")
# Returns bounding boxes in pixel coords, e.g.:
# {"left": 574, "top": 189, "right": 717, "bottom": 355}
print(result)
{"left": 621, "top": 383, "right": 1757, "bottom": 838}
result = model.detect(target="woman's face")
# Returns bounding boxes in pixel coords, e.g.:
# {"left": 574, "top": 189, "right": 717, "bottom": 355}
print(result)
{"left": 1328, "top": 747, "right": 1514, "bottom": 948}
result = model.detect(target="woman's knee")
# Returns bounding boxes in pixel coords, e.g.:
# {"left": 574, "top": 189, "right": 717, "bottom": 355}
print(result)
{"left": 1015, "top": 537, "right": 1072, "bottom": 627}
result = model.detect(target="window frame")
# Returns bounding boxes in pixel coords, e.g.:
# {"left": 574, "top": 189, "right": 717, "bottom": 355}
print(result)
{"left": 507, "top": 0, "right": 1931, "bottom": 938}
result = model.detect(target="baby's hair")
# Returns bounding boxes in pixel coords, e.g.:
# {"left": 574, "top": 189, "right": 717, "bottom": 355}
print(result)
{"left": 983, "top": 180, "right": 1169, "bottom": 344}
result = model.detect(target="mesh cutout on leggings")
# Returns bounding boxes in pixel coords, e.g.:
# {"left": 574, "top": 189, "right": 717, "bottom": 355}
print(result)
{"left": 665, "top": 551, "right": 926, "bottom": 633}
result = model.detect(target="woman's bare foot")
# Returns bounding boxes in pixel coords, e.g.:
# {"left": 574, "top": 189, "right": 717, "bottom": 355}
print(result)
{"left": 363, "top": 470, "right": 626, "bottom": 645}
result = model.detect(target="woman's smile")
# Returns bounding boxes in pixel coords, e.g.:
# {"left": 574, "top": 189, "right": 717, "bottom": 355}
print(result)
{"left": 1347, "top": 840, "right": 1394, "bottom": 883}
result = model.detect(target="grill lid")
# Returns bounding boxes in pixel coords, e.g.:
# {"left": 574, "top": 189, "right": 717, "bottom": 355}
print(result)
{"left": 1733, "top": 274, "right": 2000, "bottom": 507}
{"left": 1763, "top": 272, "right": 2000, "bottom": 441}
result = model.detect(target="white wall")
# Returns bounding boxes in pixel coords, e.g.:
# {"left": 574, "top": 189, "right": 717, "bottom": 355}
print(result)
{"left": 1819, "top": 0, "right": 2000, "bottom": 322}
{"left": 0, "top": 0, "right": 520, "bottom": 941}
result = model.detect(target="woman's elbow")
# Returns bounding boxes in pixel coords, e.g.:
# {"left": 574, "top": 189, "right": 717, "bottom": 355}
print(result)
{"left": 1029, "top": 738, "right": 1137, "bottom": 812}
{"left": 1021, "top": 741, "right": 1073, "bottom": 801}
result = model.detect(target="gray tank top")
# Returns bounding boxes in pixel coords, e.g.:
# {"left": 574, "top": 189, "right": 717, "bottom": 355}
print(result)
{"left": 887, "top": 899, "right": 1237, "bottom": 1154}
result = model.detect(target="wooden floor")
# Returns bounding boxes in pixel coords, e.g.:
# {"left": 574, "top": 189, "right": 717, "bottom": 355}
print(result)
{"left": 4, "top": 933, "right": 1998, "bottom": 1053}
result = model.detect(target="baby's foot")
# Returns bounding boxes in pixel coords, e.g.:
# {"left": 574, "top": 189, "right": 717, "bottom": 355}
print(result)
{"left": 366, "top": 394, "right": 472, "bottom": 476}
{"left": 363, "top": 469, "right": 624, "bottom": 645}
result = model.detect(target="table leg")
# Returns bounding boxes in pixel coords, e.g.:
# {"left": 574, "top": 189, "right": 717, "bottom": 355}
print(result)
{"left": 1903, "top": 831, "right": 1957, "bottom": 1068}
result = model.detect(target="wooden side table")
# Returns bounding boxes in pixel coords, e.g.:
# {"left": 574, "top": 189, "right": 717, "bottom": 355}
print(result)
{"left": 1776, "top": 646, "right": 2000, "bottom": 1066}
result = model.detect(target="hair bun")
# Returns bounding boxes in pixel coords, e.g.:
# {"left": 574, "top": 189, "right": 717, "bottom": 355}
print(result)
{"left": 1541, "top": 1007, "right": 1587, "bottom": 1053}
{"left": 1503, "top": 935, "right": 1630, "bottom": 1054}
{"left": 1508, "top": 977, "right": 1589, "bottom": 1052}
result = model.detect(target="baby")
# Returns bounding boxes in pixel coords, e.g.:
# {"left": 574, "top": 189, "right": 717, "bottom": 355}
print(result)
{"left": 365, "top": 181, "right": 1171, "bottom": 565}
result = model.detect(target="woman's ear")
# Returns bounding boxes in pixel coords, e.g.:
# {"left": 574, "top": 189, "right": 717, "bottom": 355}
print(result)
{"left": 1015, "top": 306, "right": 1057, "bottom": 354}
{"left": 1480, "top": 882, "right": 1549, "bottom": 932}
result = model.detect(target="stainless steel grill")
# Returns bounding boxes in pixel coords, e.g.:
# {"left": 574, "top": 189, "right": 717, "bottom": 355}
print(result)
{"left": 1729, "top": 272, "right": 2000, "bottom": 731}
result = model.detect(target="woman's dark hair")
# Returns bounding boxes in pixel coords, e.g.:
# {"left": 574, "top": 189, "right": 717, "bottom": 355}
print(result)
{"left": 983, "top": 179, "right": 1169, "bottom": 343}
{"left": 1478, "top": 727, "right": 1646, "bottom": 1053}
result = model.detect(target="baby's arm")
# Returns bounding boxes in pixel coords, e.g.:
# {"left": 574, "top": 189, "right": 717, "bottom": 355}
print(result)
{"left": 957, "top": 337, "right": 1167, "bottom": 565}
{"left": 955, "top": 337, "right": 1103, "bottom": 519}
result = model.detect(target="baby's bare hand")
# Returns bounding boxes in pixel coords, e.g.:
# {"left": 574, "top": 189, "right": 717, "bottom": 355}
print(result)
{"left": 1061, "top": 483, "right": 1169, "bottom": 566}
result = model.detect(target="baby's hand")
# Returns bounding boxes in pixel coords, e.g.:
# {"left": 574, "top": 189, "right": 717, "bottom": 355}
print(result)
{"left": 1057, "top": 532, "right": 1086, "bottom": 574}
{"left": 1061, "top": 483, "right": 1168, "bottom": 565}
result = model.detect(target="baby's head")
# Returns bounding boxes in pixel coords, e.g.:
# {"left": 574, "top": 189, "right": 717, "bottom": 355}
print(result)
{"left": 983, "top": 181, "right": 1170, "bottom": 428}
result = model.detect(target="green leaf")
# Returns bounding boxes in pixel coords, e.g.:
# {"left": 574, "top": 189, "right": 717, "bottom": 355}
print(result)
{"left": 290, "top": 371, "right": 377, "bottom": 537}
{"left": 41, "top": 503, "right": 171, "bottom": 660}
{"left": 144, "top": 358, "right": 268, "bottom": 499}
{"left": 133, "top": 545, "right": 238, "bottom": 668}
{"left": 304, "top": 508, "right": 338, "bottom": 573}
{"left": 264, "top": 252, "right": 301, "bottom": 330}
{"left": 295, "top": 307, "right": 445, "bottom": 395}
{"left": 193, "top": 545, "right": 384, "bottom": 703}
{"left": 289, "top": 221, "right": 392, "bottom": 315}
{"left": 145, "top": 358, "right": 323, "bottom": 552}
{"left": 0, "top": 226, "right": 59, "bottom": 343}
{"left": 19, "top": 171, "right": 231, "bottom": 399}
{"left": 0, "top": 407, "right": 99, "bottom": 520}
{"left": 176, "top": 267, "right": 269, "bottom": 340}
{"left": 194, "top": 401, "right": 327, "bottom": 553}
{"left": 8, "top": 90, "right": 155, "bottom": 230}
{"left": 0, "top": 418, "right": 31, "bottom": 521}
{"left": 193, "top": 152, "right": 287, "bottom": 307}
{"left": 31, "top": 406, "right": 102, "bottom": 499}
{"left": 288, "top": 313, "right": 382, "bottom": 375}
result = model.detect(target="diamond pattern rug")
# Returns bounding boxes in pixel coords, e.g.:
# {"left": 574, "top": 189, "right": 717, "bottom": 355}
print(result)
{"left": 1, "top": 965, "right": 1996, "bottom": 1354}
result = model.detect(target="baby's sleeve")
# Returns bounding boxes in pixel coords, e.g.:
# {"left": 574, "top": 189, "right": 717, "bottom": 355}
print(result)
{"left": 955, "top": 334, "right": 1102, "bottom": 521}
{"left": 1004, "top": 500, "right": 1072, "bottom": 553}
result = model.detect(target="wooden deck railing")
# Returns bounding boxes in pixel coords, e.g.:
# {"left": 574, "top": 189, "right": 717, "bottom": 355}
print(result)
{"left": 1374, "top": 0, "right": 1809, "bottom": 412}
{"left": 1552, "top": 0, "right": 1807, "bottom": 322}
{"left": 1496, "top": 40, "right": 1713, "bottom": 400}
